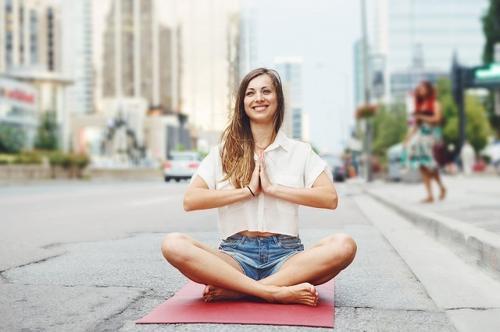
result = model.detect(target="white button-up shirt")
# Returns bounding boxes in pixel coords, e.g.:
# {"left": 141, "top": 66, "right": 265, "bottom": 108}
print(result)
{"left": 192, "top": 131, "right": 330, "bottom": 239}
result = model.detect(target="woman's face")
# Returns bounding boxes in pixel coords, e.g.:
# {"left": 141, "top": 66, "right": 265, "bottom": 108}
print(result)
{"left": 243, "top": 74, "right": 278, "bottom": 125}
{"left": 416, "top": 84, "right": 428, "bottom": 98}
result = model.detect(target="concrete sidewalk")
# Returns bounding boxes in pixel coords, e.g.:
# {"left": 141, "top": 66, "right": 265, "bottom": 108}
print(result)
{"left": 364, "top": 175, "right": 500, "bottom": 280}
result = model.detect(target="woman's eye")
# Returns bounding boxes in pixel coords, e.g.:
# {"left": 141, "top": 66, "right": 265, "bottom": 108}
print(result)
{"left": 246, "top": 91, "right": 254, "bottom": 96}
{"left": 263, "top": 90, "right": 271, "bottom": 94}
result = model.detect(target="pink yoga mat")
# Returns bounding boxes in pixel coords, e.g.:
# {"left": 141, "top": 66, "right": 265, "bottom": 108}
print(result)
{"left": 136, "top": 280, "right": 335, "bottom": 328}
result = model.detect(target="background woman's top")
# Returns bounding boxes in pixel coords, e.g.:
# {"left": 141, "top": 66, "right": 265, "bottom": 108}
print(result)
{"left": 192, "top": 131, "right": 330, "bottom": 239}
{"left": 405, "top": 100, "right": 443, "bottom": 170}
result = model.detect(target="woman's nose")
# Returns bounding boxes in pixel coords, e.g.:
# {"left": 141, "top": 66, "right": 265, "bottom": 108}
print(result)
{"left": 255, "top": 92, "right": 265, "bottom": 101}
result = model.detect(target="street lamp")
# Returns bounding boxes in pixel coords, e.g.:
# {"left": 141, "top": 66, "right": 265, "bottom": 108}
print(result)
{"left": 360, "top": 0, "right": 373, "bottom": 182}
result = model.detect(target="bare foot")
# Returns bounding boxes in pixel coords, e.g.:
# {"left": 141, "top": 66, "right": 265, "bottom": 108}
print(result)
{"left": 439, "top": 187, "right": 446, "bottom": 200}
{"left": 420, "top": 197, "right": 434, "bottom": 204}
{"left": 202, "top": 285, "right": 245, "bottom": 302}
{"left": 269, "top": 283, "right": 319, "bottom": 306}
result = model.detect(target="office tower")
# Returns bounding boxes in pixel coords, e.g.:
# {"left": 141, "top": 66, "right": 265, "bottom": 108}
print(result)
{"left": 61, "top": 0, "right": 93, "bottom": 114}
{"left": 0, "top": 0, "right": 61, "bottom": 73}
{"left": 175, "top": 0, "right": 240, "bottom": 135}
{"left": 274, "top": 57, "right": 305, "bottom": 140}
{"left": 362, "top": 0, "right": 488, "bottom": 102}
{"left": 99, "top": 0, "right": 175, "bottom": 112}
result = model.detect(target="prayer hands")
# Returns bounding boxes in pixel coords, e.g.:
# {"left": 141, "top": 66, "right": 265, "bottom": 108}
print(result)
{"left": 258, "top": 152, "right": 275, "bottom": 195}
{"left": 248, "top": 156, "right": 261, "bottom": 196}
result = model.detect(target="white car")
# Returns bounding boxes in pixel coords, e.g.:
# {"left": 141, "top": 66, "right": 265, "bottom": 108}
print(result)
{"left": 163, "top": 151, "right": 201, "bottom": 182}
{"left": 482, "top": 141, "right": 500, "bottom": 175}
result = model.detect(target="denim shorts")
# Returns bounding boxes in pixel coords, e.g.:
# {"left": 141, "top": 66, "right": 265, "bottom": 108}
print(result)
{"left": 218, "top": 234, "right": 304, "bottom": 280}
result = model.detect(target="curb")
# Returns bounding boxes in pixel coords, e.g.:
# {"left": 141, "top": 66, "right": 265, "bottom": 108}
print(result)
{"left": 365, "top": 189, "right": 500, "bottom": 281}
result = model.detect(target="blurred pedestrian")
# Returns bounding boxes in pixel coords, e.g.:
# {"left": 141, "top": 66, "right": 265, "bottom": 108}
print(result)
{"left": 403, "top": 81, "right": 447, "bottom": 203}
{"left": 460, "top": 140, "right": 475, "bottom": 175}
{"left": 161, "top": 68, "right": 356, "bottom": 306}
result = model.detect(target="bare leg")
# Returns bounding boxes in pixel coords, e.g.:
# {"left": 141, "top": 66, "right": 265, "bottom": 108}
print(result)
{"left": 420, "top": 166, "right": 433, "bottom": 203}
{"left": 431, "top": 169, "right": 446, "bottom": 200}
{"left": 205, "top": 234, "right": 357, "bottom": 300}
{"left": 161, "top": 233, "right": 318, "bottom": 306}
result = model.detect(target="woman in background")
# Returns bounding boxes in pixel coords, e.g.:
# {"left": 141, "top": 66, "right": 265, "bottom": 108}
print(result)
{"left": 404, "top": 81, "right": 447, "bottom": 203}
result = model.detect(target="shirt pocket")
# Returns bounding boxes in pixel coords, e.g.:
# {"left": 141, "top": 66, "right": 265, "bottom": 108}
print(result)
{"left": 273, "top": 174, "right": 302, "bottom": 215}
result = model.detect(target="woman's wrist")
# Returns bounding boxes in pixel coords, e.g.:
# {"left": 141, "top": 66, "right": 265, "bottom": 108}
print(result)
{"left": 246, "top": 185, "right": 256, "bottom": 197}
{"left": 265, "top": 184, "right": 278, "bottom": 197}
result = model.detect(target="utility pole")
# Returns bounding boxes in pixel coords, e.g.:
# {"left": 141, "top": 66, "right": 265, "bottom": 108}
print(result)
{"left": 361, "top": 0, "right": 373, "bottom": 181}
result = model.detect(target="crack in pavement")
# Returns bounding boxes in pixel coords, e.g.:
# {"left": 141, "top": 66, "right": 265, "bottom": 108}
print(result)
{"left": 0, "top": 253, "right": 65, "bottom": 274}
{"left": 337, "top": 305, "right": 439, "bottom": 313}
{"left": 446, "top": 307, "right": 500, "bottom": 311}
{"left": 0, "top": 272, "right": 10, "bottom": 283}
{"left": 93, "top": 289, "right": 150, "bottom": 332}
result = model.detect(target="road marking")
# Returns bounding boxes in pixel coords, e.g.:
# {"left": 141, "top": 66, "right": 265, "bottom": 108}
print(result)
{"left": 131, "top": 195, "right": 182, "bottom": 207}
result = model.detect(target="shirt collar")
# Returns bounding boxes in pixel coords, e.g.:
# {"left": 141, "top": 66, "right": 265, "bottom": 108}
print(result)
{"left": 266, "top": 130, "right": 291, "bottom": 152}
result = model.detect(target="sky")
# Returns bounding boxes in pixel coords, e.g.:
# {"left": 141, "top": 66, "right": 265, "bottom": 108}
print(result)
{"left": 247, "top": 0, "right": 362, "bottom": 153}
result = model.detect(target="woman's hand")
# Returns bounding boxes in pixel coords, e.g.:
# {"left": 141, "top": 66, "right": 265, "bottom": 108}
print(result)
{"left": 248, "top": 157, "right": 261, "bottom": 196}
{"left": 259, "top": 152, "right": 276, "bottom": 195}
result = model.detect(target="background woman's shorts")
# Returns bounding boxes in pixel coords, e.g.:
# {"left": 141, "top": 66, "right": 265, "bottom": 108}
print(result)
{"left": 218, "top": 234, "right": 304, "bottom": 280}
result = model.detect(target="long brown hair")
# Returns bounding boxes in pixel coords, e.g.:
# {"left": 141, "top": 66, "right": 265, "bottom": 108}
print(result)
{"left": 220, "top": 68, "right": 285, "bottom": 188}
{"left": 414, "top": 81, "right": 436, "bottom": 112}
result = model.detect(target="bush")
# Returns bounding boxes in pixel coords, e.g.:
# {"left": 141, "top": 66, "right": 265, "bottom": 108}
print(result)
{"left": 49, "top": 152, "right": 89, "bottom": 169}
{"left": 0, "top": 124, "right": 26, "bottom": 153}
{"left": 49, "top": 151, "right": 69, "bottom": 168}
{"left": 34, "top": 112, "right": 59, "bottom": 150}
{"left": 13, "top": 151, "right": 43, "bottom": 164}
{"left": 70, "top": 153, "right": 90, "bottom": 169}
{"left": 0, "top": 154, "right": 13, "bottom": 164}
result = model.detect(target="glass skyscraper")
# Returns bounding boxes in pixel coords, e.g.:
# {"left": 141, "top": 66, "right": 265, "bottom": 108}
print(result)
{"left": 368, "top": 0, "right": 489, "bottom": 102}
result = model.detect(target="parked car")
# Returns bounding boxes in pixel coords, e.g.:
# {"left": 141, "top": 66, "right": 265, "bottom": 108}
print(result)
{"left": 386, "top": 143, "right": 421, "bottom": 182}
{"left": 387, "top": 143, "right": 403, "bottom": 181}
{"left": 481, "top": 141, "right": 500, "bottom": 175}
{"left": 321, "top": 154, "right": 346, "bottom": 182}
{"left": 164, "top": 151, "right": 201, "bottom": 182}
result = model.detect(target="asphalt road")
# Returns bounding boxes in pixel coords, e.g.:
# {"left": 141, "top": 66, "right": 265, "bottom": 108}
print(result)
{"left": 0, "top": 179, "right": 475, "bottom": 331}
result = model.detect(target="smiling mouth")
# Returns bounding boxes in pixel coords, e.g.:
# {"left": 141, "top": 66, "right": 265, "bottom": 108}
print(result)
{"left": 252, "top": 105, "right": 268, "bottom": 112}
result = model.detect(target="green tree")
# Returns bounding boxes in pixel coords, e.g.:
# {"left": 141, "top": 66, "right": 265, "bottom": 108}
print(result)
{"left": 441, "top": 95, "right": 492, "bottom": 152}
{"left": 0, "top": 123, "right": 26, "bottom": 153}
{"left": 482, "top": 0, "right": 500, "bottom": 138}
{"left": 436, "top": 78, "right": 459, "bottom": 146}
{"left": 438, "top": 78, "right": 492, "bottom": 151}
{"left": 372, "top": 103, "right": 408, "bottom": 158}
{"left": 465, "top": 95, "right": 492, "bottom": 152}
{"left": 482, "top": 0, "right": 500, "bottom": 64}
{"left": 34, "top": 111, "right": 59, "bottom": 150}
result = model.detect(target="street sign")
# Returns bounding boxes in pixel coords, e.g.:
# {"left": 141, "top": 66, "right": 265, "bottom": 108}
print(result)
{"left": 473, "top": 63, "right": 500, "bottom": 87}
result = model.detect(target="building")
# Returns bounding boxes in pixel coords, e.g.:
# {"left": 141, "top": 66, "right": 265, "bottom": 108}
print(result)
{"left": 361, "top": 0, "right": 489, "bottom": 103}
{"left": 61, "top": 0, "right": 93, "bottom": 115}
{"left": 175, "top": 0, "right": 240, "bottom": 146}
{"left": 239, "top": 1, "right": 257, "bottom": 79}
{"left": 0, "top": 0, "right": 62, "bottom": 73}
{"left": 0, "top": 76, "right": 38, "bottom": 147}
{"left": 274, "top": 57, "right": 307, "bottom": 141}
{"left": 0, "top": 0, "right": 72, "bottom": 151}
{"left": 99, "top": 0, "right": 177, "bottom": 113}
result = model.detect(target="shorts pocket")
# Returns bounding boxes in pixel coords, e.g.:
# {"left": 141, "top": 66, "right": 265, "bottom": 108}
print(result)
{"left": 219, "top": 235, "right": 243, "bottom": 250}
{"left": 277, "top": 235, "right": 304, "bottom": 250}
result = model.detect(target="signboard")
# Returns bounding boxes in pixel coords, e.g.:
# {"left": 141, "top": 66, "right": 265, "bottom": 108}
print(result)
{"left": 473, "top": 63, "right": 500, "bottom": 87}
{"left": 0, "top": 77, "right": 37, "bottom": 112}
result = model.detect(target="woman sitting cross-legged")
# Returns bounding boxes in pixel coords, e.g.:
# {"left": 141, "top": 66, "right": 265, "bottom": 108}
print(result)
{"left": 161, "top": 67, "right": 357, "bottom": 306}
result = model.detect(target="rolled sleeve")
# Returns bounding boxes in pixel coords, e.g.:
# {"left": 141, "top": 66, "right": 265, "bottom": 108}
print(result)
{"left": 191, "top": 146, "right": 218, "bottom": 189}
{"left": 304, "top": 145, "right": 330, "bottom": 188}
